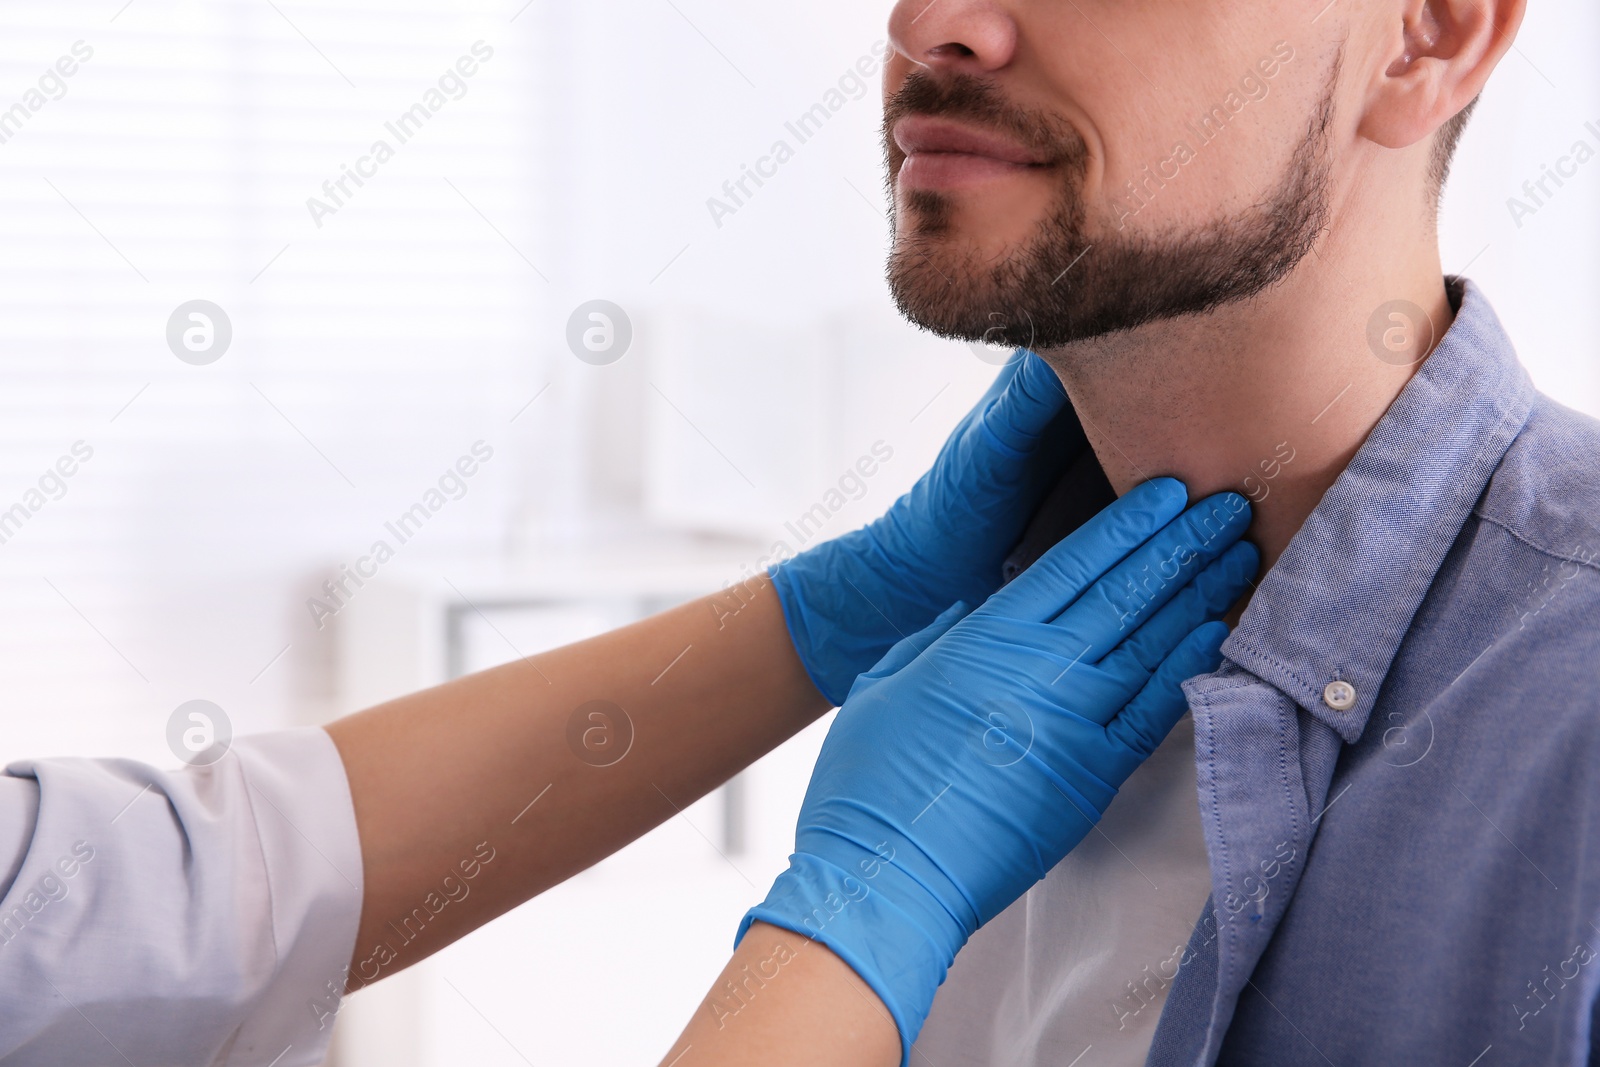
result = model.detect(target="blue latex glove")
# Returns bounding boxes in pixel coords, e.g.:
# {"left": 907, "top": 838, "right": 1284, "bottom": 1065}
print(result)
{"left": 737, "top": 479, "right": 1256, "bottom": 1064}
{"left": 771, "top": 352, "right": 1074, "bottom": 705}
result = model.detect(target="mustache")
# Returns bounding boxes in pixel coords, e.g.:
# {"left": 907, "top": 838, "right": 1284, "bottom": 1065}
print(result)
{"left": 882, "top": 71, "right": 1089, "bottom": 170}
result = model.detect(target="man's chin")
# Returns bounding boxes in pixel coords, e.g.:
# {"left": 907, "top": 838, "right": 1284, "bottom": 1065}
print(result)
{"left": 886, "top": 236, "right": 1075, "bottom": 350}
{"left": 884, "top": 190, "right": 1107, "bottom": 350}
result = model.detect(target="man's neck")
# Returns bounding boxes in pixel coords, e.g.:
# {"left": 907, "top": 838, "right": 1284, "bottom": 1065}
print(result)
{"left": 1040, "top": 239, "right": 1453, "bottom": 584}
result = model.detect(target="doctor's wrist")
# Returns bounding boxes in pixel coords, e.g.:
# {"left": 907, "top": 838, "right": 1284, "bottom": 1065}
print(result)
{"left": 665, "top": 920, "right": 899, "bottom": 1067}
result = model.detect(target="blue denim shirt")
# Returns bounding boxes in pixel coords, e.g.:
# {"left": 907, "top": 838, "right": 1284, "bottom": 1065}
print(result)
{"left": 1147, "top": 278, "right": 1600, "bottom": 1065}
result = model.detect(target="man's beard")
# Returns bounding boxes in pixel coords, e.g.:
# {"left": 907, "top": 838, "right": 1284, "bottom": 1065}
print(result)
{"left": 884, "top": 70, "right": 1335, "bottom": 350}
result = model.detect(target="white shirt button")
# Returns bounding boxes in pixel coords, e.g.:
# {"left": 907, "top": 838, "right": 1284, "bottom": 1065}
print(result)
{"left": 1323, "top": 680, "right": 1357, "bottom": 711}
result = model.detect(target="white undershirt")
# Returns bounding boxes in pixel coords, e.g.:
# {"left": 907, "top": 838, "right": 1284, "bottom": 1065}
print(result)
{"left": 911, "top": 714, "right": 1212, "bottom": 1067}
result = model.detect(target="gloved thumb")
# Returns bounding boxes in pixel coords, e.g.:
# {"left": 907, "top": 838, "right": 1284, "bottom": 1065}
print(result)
{"left": 845, "top": 600, "right": 973, "bottom": 703}
{"left": 980, "top": 352, "right": 1068, "bottom": 456}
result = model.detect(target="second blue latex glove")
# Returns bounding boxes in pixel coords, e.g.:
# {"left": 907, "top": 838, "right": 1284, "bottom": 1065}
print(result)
{"left": 738, "top": 479, "right": 1257, "bottom": 1064}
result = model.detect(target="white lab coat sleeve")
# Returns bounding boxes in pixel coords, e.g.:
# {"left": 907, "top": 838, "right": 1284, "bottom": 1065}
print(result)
{"left": 0, "top": 726, "right": 365, "bottom": 1067}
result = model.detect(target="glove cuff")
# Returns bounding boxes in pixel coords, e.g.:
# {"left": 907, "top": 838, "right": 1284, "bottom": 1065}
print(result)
{"left": 736, "top": 853, "right": 953, "bottom": 1067}
{"left": 767, "top": 556, "right": 851, "bottom": 706}
{"left": 769, "top": 526, "right": 928, "bottom": 705}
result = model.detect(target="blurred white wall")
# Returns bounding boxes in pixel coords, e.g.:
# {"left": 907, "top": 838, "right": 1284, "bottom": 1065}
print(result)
{"left": 1439, "top": 0, "right": 1600, "bottom": 408}
{"left": 0, "top": 1, "right": 1593, "bottom": 1065}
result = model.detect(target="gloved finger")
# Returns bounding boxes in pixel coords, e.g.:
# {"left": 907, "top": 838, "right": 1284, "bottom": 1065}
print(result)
{"left": 980, "top": 344, "right": 1031, "bottom": 400}
{"left": 983, "top": 477, "right": 1189, "bottom": 624}
{"left": 898, "top": 351, "right": 1040, "bottom": 511}
{"left": 1106, "top": 621, "right": 1229, "bottom": 757}
{"left": 979, "top": 352, "right": 1067, "bottom": 456}
{"left": 939, "top": 347, "right": 1028, "bottom": 453}
{"left": 1051, "top": 491, "right": 1250, "bottom": 660}
{"left": 1094, "top": 540, "right": 1258, "bottom": 682}
{"left": 845, "top": 600, "right": 973, "bottom": 702}
{"left": 1041, "top": 544, "right": 1252, "bottom": 725}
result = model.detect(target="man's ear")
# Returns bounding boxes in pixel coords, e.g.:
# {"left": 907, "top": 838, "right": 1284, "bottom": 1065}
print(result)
{"left": 1357, "top": 0, "right": 1525, "bottom": 151}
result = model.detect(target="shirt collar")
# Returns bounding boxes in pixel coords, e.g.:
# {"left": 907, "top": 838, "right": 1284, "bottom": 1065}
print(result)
{"left": 1220, "top": 278, "right": 1537, "bottom": 742}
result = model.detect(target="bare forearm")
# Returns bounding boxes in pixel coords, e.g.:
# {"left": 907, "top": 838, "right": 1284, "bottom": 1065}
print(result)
{"left": 325, "top": 576, "right": 830, "bottom": 990}
{"left": 659, "top": 921, "right": 900, "bottom": 1067}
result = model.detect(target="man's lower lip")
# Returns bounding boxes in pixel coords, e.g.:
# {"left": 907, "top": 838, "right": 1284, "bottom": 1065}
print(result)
{"left": 898, "top": 152, "right": 1039, "bottom": 190}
